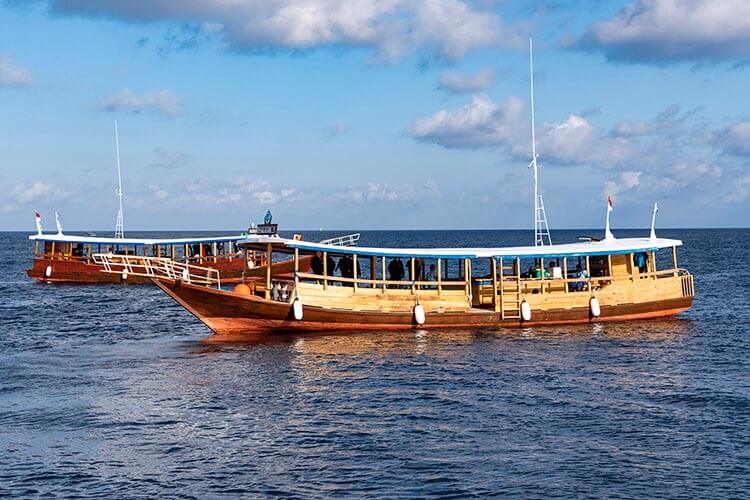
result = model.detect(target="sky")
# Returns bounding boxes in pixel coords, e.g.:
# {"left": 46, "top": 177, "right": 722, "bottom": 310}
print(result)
{"left": 0, "top": 0, "right": 749, "bottom": 232}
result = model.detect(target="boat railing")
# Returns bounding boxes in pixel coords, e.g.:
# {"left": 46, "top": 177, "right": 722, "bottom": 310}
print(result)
{"left": 295, "top": 271, "right": 467, "bottom": 292}
{"left": 92, "top": 253, "right": 222, "bottom": 289}
{"left": 318, "top": 233, "right": 360, "bottom": 247}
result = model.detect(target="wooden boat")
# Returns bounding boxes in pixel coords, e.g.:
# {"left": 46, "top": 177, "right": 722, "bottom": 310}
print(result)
{"left": 97, "top": 228, "right": 694, "bottom": 336}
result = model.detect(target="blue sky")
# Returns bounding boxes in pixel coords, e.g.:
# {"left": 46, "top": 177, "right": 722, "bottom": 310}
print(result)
{"left": 0, "top": 0, "right": 748, "bottom": 232}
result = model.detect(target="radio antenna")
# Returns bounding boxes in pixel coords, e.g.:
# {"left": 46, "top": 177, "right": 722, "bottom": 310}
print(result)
{"left": 528, "top": 37, "right": 551, "bottom": 246}
{"left": 114, "top": 120, "right": 125, "bottom": 239}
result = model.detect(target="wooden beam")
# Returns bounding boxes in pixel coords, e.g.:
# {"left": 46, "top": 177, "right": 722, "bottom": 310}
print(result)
{"left": 323, "top": 251, "right": 328, "bottom": 290}
{"left": 563, "top": 256, "right": 568, "bottom": 293}
{"left": 381, "top": 256, "right": 386, "bottom": 293}
{"left": 353, "top": 254, "right": 358, "bottom": 293}
{"left": 540, "top": 257, "right": 544, "bottom": 294}
{"left": 586, "top": 255, "right": 591, "bottom": 292}
{"left": 410, "top": 257, "right": 416, "bottom": 294}
{"left": 491, "top": 257, "right": 499, "bottom": 312}
{"left": 294, "top": 248, "right": 300, "bottom": 289}
{"left": 672, "top": 246, "right": 678, "bottom": 276}
{"left": 437, "top": 258, "right": 442, "bottom": 296}
{"left": 265, "top": 243, "right": 273, "bottom": 300}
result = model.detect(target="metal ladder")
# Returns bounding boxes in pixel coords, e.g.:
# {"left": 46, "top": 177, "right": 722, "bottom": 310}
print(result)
{"left": 535, "top": 194, "right": 551, "bottom": 247}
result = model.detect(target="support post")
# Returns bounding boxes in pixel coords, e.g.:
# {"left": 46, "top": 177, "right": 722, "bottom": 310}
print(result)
{"left": 323, "top": 251, "right": 328, "bottom": 290}
{"left": 381, "top": 256, "right": 386, "bottom": 293}
{"left": 353, "top": 254, "right": 358, "bottom": 292}
{"left": 491, "top": 257, "right": 499, "bottom": 312}
{"left": 672, "top": 246, "right": 678, "bottom": 277}
{"left": 410, "top": 257, "right": 416, "bottom": 294}
{"left": 437, "top": 258, "right": 442, "bottom": 295}
{"left": 265, "top": 243, "right": 273, "bottom": 300}
{"left": 563, "top": 256, "right": 568, "bottom": 293}
{"left": 294, "top": 248, "right": 300, "bottom": 289}
{"left": 586, "top": 255, "right": 592, "bottom": 292}
{"left": 540, "top": 257, "right": 544, "bottom": 294}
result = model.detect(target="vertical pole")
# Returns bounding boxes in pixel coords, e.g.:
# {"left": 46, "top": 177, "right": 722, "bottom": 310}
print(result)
{"left": 437, "top": 258, "right": 442, "bottom": 295}
{"left": 323, "top": 251, "right": 328, "bottom": 290}
{"left": 213, "top": 242, "right": 218, "bottom": 263}
{"left": 491, "top": 257, "right": 499, "bottom": 312}
{"left": 294, "top": 248, "right": 300, "bottom": 289}
{"left": 672, "top": 246, "right": 678, "bottom": 277}
{"left": 242, "top": 248, "right": 247, "bottom": 282}
{"left": 410, "top": 257, "right": 416, "bottom": 294}
{"left": 381, "top": 256, "right": 386, "bottom": 293}
{"left": 607, "top": 254, "right": 612, "bottom": 279}
{"left": 371, "top": 256, "right": 376, "bottom": 288}
{"left": 540, "top": 257, "right": 544, "bottom": 294}
{"left": 464, "top": 259, "right": 471, "bottom": 300}
{"left": 563, "top": 256, "right": 568, "bottom": 293}
{"left": 651, "top": 251, "right": 657, "bottom": 278}
{"left": 586, "top": 255, "right": 591, "bottom": 292}
{"left": 265, "top": 243, "right": 273, "bottom": 300}
{"left": 353, "top": 254, "right": 358, "bottom": 292}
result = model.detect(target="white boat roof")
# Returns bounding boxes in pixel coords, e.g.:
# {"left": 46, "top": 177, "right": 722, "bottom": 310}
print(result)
{"left": 240, "top": 234, "right": 682, "bottom": 259}
{"left": 28, "top": 232, "right": 246, "bottom": 246}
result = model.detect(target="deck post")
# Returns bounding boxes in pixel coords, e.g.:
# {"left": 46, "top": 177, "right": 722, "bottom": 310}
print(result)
{"left": 213, "top": 242, "right": 218, "bottom": 263}
{"left": 241, "top": 247, "right": 247, "bottom": 282}
{"left": 607, "top": 254, "right": 612, "bottom": 280}
{"left": 410, "top": 258, "right": 416, "bottom": 294}
{"left": 323, "top": 251, "right": 328, "bottom": 290}
{"left": 563, "top": 256, "right": 568, "bottom": 293}
{"left": 586, "top": 255, "right": 592, "bottom": 292}
{"left": 491, "top": 257, "right": 499, "bottom": 312}
{"left": 437, "top": 258, "right": 442, "bottom": 295}
{"left": 381, "top": 256, "right": 386, "bottom": 293}
{"left": 672, "top": 246, "right": 678, "bottom": 276}
{"left": 540, "top": 257, "right": 545, "bottom": 294}
{"left": 464, "top": 258, "right": 471, "bottom": 303}
{"left": 294, "top": 248, "right": 300, "bottom": 290}
{"left": 651, "top": 251, "right": 657, "bottom": 279}
{"left": 199, "top": 244, "right": 204, "bottom": 264}
{"left": 371, "top": 256, "right": 376, "bottom": 287}
{"left": 353, "top": 254, "right": 358, "bottom": 292}
{"left": 265, "top": 243, "right": 273, "bottom": 300}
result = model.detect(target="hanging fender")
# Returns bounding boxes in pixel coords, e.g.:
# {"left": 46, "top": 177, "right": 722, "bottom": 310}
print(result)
{"left": 293, "top": 297, "right": 304, "bottom": 321}
{"left": 520, "top": 300, "right": 532, "bottom": 321}
{"left": 590, "top": 296, "right": 601, "bottom": 318}
{"left": 44, "top": 265, "right": 53, "bottom": 278}
{"left": 413, "top": 303, "right": 426, "bottom": 325}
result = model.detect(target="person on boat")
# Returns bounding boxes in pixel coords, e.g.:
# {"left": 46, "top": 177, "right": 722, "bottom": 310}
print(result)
{"left": 424, "top": 263, "right": 437, "bottom": 288}
{"left": 311, "top": 252, "right": 324, "bottom": 275}
{"left": 326, "top": 253, "right": 335, "bottom": 278}
{"left": 634, "top": 252, "right": 648, "bottom": 273}
{"left": 414, "top": 258, "right": 423, "bottom": 282}
{"left": 388, "top": 258, "right": 404, "bottom": 287}
{"left": 570, "top": 264, "right": 589, "bottom": 291}
{"left": 337, "top": 255, "right": 354, "bottom": 286}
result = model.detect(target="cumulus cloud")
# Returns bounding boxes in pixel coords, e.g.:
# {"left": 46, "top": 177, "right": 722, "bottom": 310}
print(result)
{"left": 437, "top": 67, "right": 495, "bottom": 94}
{"left": 97, "top": 89, "right": 179, "bottom": 117}
{"left": 409, "top": 95, "right": 524, "bottom": 149}
{"left": 1, "top": 181, "right": 70, "bottom": 213}
{"left": 718, "top": 121, "right": 750, "bottom": 155}
{"left": 0, "top": 55, "right": 32, "bottom": 86}
{"left": 47, "top": 0, "right": 521, "bottom": 62}
{"left": 337, "top": 180, "right": 440, "bottom": 204}
{"left": 573, "top": 0, "right": 750, "bottom": 64}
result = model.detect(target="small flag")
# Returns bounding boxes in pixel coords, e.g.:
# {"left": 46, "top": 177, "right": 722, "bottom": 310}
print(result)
{"left": 34, "top": 211, "right": 43, "bottom": 235}
{"left": 607, "top": 195, "right": 614, "bottom": 212}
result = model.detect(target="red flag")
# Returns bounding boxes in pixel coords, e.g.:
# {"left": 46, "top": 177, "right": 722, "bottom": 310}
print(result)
{"left": 607, "top": 195, "right": 613, "bottom": 208}
{"left": 35, "top": 211, "right": 41, "bottom": 219}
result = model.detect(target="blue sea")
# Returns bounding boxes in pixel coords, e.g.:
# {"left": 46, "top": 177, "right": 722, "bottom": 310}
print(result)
{"left": 0, "top": 229, "right": 748, "bottom": 498}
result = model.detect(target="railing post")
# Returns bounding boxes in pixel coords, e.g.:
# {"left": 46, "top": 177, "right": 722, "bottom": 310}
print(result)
{"left": 353, "top": 254, "right": 358, "bottom": 292}
{"left": 437, "top": 258, "right": 442, "bottom": 295}
{"left": 491, "top": 257, "right": 499, "bottom": 312}
{"left": 265, "top": 243, "right": 273, "bottom": 300}
{"left": 323, "top": 251, "right": 328, "bottom": 290}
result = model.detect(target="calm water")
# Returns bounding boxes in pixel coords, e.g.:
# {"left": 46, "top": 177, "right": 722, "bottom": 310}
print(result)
{"left": 0, "top": 229, "right": 748, "bottom": 498}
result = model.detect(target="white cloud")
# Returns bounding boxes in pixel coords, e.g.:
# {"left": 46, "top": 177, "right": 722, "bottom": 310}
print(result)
{"left": 98, "top": 89, "right": 179, "bottom": 117}
{"left": 437, "top": 67, "right": 495, "bottom": 94}
{"left": 324, "top": 122, "right": 348, "bottom": 137}
{"left": 574, "top": 0, "right": 750, "bottom": 64}
{"left": 720, "top": 121, "right": 750, "bottom": 155}
{"left": 49, "top": 0, "right": 521, "bottom": 63}
{"left": 409, "top": 95, "right": 524, "bottom": 148}
{"left": 0, "top": 55, "right": 32, "bottom": 86}
{"left": 1, "top": 181, "right": 70, "bottom": 213}
{"left": 336, "top": 181, "right": 440, "bottom": 204}
{"left": 147, "top": 147, "right": 192, "bottom": 168}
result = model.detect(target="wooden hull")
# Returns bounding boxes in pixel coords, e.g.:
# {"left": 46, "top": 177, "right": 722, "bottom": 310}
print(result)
{"left": 26, "top": 256, "right": 311, "bottom": 285}
{"left": 152, "top": 278, "right": 694, "bottom": 337}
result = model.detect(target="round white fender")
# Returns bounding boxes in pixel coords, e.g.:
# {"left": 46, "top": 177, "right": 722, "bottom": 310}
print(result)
{"left": 520, "top": 300, "right": 532, "bottom": 321}
{"left": 44, "top": 265, "right": 53, "bottom": 278}
{"left": 590, "top": 296, "right": 601, "bottom": 318}
{"left": 413, "top": 304, "right": 426, "bottom": 325}
{"left": 293, "top": 297, "right": 304, "bottom": 321}
{"left": 181, "top": 268, "right": 189, "bottom": 281}
{"left": 121, "top": 271, "right": 128, "bottom": 281}
{"left": 247, "top": 258, "right": 256, "bottom": 269}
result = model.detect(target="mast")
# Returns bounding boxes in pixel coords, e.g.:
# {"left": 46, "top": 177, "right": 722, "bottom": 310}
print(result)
{"left": 528, "top": 37, "right": 551, "bottom": 246}
{"left": 114, "top": 120, "right": 125, "bottom": 239}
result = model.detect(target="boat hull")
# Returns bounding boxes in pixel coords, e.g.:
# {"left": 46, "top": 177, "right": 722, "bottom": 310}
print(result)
{"left": 153, "top": 278, "right": 694, "bottom": 337}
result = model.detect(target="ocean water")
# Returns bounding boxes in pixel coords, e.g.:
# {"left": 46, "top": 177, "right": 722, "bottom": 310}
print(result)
{"left": 0, "top": 229, "right": 748, "bottom": 498}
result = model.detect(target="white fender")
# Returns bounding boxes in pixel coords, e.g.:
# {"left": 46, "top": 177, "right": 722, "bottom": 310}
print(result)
{"left": 44, "top": 265, "right": 53, "bottom": 278}
{"left": 413, "top": 304, "right": 426, "bottom": 325}
{"left": 590, "top": 296, "right": 601, "bottom": 318}
{"left": 293, "top": 297, "right": 304, "bottom": 321}
{"left": 121, "top": 270, "right": 128, "bottom": 281}
{"left": 247, "top": 258, "right": 256, "bottom": 269}
{"left": 520, "top": 300, "right": 532, "bottom": 321}
{"left": 181, "top": 268, "right": 189, "bottom": 281}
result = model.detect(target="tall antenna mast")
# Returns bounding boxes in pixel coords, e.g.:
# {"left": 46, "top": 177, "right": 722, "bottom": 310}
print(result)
{"left": 114, "top": 120, "right": 125, "bottom": 239}
{"left": 528, "top": 37, "right": 551, "bottom": 246}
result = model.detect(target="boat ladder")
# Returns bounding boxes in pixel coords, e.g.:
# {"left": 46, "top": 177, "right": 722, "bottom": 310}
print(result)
{"left": 318, "top": 233, "right": 361, "bottom": 247}
{"left": 498, "top": 260, "right": 521, "bottom": 320}
{"left": 92, "top": 253, "right": 222, "bottom": 289}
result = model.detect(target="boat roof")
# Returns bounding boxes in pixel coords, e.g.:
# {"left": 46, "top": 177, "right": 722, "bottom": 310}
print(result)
{"left": 28, "top": 232, "right": 246, "bottom": 245}
{"left": 239, "top": 234, "right": 683, "bottom": 259}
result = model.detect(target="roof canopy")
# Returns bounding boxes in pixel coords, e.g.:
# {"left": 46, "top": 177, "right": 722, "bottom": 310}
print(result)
{"left": 29, "top": 233, "right": 246, "bottom": 246}
{"left": 239, "top": 235, "right": 682, "bottom": 259}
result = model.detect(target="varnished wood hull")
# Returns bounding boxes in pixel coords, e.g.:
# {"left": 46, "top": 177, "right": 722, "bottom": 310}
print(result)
{"left": 152, "top": 278, "right": 693, "bottom": 337}
{"left": 26, "top": 256, "right": 311, "bottom": 285}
